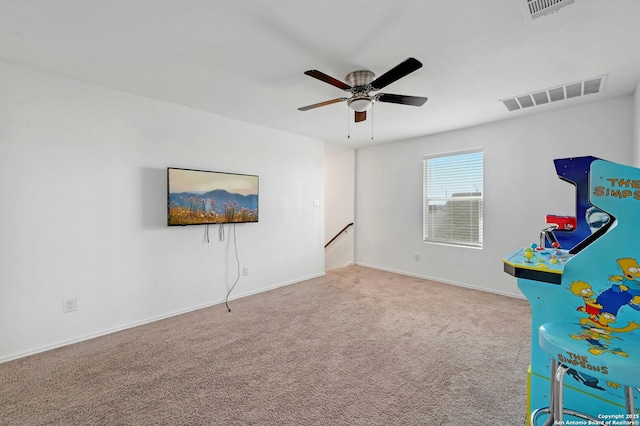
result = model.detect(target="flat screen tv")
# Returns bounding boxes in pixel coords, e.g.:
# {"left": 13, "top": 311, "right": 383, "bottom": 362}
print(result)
{"left": 167, "top": 167, "right": 259, "bottom": 226}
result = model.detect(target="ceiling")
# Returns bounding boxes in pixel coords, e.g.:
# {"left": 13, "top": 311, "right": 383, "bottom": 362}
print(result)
{"left": 1, "top": 1, "right": 640, "bottom": 151}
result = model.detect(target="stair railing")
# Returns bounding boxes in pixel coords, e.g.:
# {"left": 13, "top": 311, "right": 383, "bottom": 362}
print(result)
{"left": 324, "top": 223, "right": 354, "bottom": 248}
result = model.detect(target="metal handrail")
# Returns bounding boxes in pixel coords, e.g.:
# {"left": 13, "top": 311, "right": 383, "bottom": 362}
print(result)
{"left": 324, "top": 223, "right": 354, "bottom": 248}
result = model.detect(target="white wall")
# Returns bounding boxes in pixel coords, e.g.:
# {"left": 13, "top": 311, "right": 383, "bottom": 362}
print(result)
{"left": 634, "top": 80, "right": 640, "bottom": 167}
{"left": 0, "top": 62, "right": 325, "bottom": 362}
{"left": 355, "top": 96, "right": 634, "bottom": 298}
{"left": 324, "top": 150, "right": 355, "bottom": 270}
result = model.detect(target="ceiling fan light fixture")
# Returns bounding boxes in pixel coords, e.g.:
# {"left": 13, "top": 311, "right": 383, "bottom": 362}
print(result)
{"left": 298, "top": 58, "right": 426, "bottom": 123}
{"left": 348, "top": 98, "right": 373, "bottom": 112}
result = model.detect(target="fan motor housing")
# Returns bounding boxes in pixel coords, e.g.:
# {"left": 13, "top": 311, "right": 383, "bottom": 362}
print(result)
{"left": 345, "top": 70, "right": 375, "bottom": 89}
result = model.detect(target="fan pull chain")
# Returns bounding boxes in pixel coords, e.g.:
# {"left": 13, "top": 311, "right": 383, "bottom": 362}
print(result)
{"left": 347, "top": 107, "right": 350, "bottom": 139}
{"left": 370, "top": 105, "right": 374, "bottom": 140}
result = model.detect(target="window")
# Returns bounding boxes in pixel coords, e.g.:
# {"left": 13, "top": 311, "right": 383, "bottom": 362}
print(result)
{"left": 423, "top": 150, "right": 483, "bottom": 248}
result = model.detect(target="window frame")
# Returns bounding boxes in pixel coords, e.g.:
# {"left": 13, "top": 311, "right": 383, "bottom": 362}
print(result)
{"left": 422, "top": 149, "right": 484, "bottom": 249}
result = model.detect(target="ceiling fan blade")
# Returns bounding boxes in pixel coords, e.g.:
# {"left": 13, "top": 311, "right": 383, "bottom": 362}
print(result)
{"left": 376, "top": 93, "right": 428, "bottom": 106}
{"left": 370, "top": 58, "right": 423, "bottom": 90}
{"left": 354, "top": 111, "right": 367, "bottom": 122}
{"left": 298, "top": 98, "right": 348, "bottom": 111}
{"left": 304, "top": 70, "right": 352, "bottom": 91}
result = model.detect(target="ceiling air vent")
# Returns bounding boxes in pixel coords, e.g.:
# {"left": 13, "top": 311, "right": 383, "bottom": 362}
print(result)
{"left": 520, "top": 0, "right": 575, "bottom": 21}
{"left": 501, "top": 76, "right": 606, "bottom": 112}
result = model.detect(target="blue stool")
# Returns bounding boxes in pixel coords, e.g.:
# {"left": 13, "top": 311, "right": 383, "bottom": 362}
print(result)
{"left": 532, "top": 321, "right": 640, "bottom": 426}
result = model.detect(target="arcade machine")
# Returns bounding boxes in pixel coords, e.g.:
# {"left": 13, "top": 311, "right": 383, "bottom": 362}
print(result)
{"left": 504, "top": 156, "right": 640, "bottom": 424}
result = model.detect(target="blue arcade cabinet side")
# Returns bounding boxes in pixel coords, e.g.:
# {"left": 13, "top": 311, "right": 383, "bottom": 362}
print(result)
{"left": 542, "top": 156, "right": 611, "bottom": 250}
{"left": 504, "top": 157, "right": 640, "bottom": 424}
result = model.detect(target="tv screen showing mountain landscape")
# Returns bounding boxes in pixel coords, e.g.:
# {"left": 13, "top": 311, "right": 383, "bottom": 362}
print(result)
{"left": 167, "top": 168, "right": 259, "bottom": 226}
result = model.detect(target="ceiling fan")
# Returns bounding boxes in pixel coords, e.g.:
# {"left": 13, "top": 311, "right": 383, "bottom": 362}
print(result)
{"left": 298, "top": 57, "right": 428, "bottom": 123}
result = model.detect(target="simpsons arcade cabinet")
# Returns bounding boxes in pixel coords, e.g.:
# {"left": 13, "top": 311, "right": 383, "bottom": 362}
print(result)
{"left": 504, "top": 156, "right": 640, "bottom": 424}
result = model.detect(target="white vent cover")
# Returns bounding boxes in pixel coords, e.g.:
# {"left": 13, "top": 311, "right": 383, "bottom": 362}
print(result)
{"left": 520, "top": 0, "right": 575, "bottom": 21}
{"left": 501, "top": 76, "right": 606, "bottom": 112}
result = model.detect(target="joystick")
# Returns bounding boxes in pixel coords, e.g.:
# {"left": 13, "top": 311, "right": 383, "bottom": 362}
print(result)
{"left": 524, "top": 249, "right": 534, "bottom": 263}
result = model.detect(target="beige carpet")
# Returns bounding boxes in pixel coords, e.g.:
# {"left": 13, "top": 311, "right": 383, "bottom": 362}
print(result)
{"left": 0, "top": 265, "right": 531, "bottom": 425}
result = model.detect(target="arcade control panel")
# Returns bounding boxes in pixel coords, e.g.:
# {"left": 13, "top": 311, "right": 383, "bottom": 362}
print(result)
{"left": 503, "top": 243, "right": 573, "bottom": 285}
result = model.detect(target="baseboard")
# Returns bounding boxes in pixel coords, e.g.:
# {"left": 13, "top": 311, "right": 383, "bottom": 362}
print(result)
{"left": 325, "top": 261, "right": 354, "bottom": 272}
{"left": 354, "top": 262, "right": 526, "bottom": 300}
{"left": 0, "top": 271, "right": 326, "bottom": 364}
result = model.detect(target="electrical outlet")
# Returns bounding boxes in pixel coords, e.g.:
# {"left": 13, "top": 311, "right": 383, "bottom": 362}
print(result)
{"left": 63, "top": 298, "right": 77, "bottom": 313}
{"left": 243, "top": 267, "right": 249, "bottom": 276}
{"left": 414, "top": 253, "right": 420, "bottom": 261}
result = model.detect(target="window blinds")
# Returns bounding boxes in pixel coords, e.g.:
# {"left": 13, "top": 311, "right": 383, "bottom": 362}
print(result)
{"left": 423, "top": 150, "right": 483, "bottom": 247}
